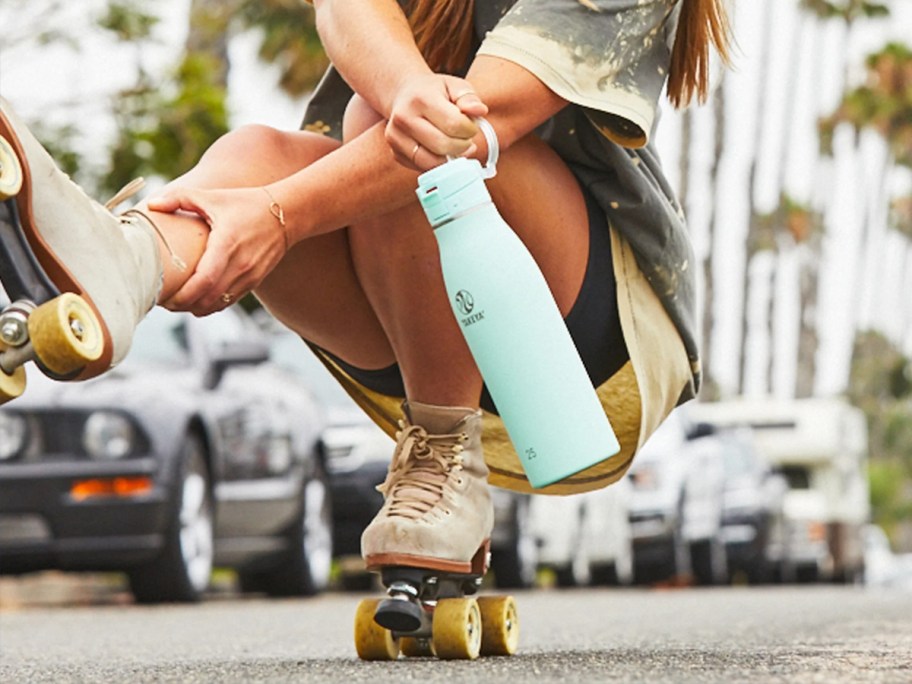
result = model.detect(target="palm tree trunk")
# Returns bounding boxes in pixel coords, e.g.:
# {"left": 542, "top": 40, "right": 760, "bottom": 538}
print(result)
{"left": 699, "top": 86, "right": 725, "bottom": 400}
{"left": 738, "top": 0, "right": 774, "bottom": 395}
{"left": 187, "top": 0, "right": 241, "bottom": 88}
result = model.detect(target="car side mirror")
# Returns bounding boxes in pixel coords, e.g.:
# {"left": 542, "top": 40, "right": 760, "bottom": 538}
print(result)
{"left": 687, "top": 421, "right": 717, "bottom": 439}
{"left": 205, "top": 339, "right": 270, "bottom": 389}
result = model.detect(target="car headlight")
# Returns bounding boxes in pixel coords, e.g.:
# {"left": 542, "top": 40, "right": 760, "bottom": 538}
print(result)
{"left": 0, "top": 411, "right": 27, "bottom": 461}
{"left": 82, "top": 411, "right": 136, "bottom": 460}
{"left": 267, "top": 435, "right": 293, "bottom": 474}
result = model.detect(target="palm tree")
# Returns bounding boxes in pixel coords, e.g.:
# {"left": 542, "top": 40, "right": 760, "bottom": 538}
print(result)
{"left": 735, "top": 0, "right": 775, "bottom": 396}
{"left": 820, "top": 42, "right": 912, "bottom": 358}
{"left": 99, "top": 0, "right": 326, "bottom": 193}
{"left": 238, "top": 0, "right": 328, "bottom": 98}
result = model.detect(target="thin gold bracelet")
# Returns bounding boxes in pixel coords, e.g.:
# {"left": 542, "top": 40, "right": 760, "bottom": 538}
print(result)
{"left": 262, "top": 187, "right": 289, "bottom": 251}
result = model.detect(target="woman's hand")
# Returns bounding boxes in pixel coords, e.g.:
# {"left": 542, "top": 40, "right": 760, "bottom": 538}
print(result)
{"left": 146, "top": 185, "right": 289, "bottom": 316}
{"left": 385, "top": 73, "right": 488, "bottom": 171}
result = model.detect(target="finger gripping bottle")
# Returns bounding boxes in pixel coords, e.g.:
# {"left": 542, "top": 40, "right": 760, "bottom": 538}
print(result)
{"left": 415, "top": 120, "right": 620, "bottom": 488}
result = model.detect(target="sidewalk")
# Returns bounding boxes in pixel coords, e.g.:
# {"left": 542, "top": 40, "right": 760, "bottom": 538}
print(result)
{"left": 0, "top": 572, "right": 131, "bottom": 610}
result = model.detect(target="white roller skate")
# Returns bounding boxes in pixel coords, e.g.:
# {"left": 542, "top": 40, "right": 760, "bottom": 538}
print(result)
{"left": 0, "top": 98, "right": 163, "bottom": 402}
{"left": 354, "top": 401, "right": 519, "bottom": 661}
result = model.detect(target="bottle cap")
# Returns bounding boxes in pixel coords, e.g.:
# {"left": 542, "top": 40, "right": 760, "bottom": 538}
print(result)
{"left": 416, "top": 158, "right": 491, "bottom": 227}
{"left": 415, "top": 117, "right": 499, "bottom": 227}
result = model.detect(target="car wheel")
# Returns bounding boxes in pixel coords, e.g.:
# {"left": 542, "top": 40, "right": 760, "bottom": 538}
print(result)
{"left": 239, "top": 460, "right": 333, "bottom": 597}
{"left": 591, "top": 536, "right": 634, "bottom": 586}
{"left": 794, "top": 563, "right": 820, "bottom": 583}
{"left": 128, "top": 433, "right": 214, "bottom": 603}
{"left": 691, "top": 537, "right": 728, "bottom": 585}
{"left": 634, "top": 515, "right": 690, "bottom": 585}
{"left": 554, "top": 537, "right": 590, "bottom": 588}
{"left": 491, "top": 497, "right": 538, "bottom": 589}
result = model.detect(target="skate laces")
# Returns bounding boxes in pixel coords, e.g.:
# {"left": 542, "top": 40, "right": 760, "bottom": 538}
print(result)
{"left": 378, "top": 422, "right": 467, "bottom": 520}
{"left": 105, "top": 178, "right": 187, "bottom": 273}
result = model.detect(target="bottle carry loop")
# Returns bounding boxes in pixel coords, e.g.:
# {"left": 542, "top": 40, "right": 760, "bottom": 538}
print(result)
{"left": 445, "top": 117, "right": 499, "bottom": 179}
{"left": 475, "top": 117, "right": 499, "bottom": 179}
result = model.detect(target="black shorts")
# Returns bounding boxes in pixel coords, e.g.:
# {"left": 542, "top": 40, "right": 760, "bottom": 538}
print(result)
{"left": 320, "top": 182, "right": 629, "bottom": 415}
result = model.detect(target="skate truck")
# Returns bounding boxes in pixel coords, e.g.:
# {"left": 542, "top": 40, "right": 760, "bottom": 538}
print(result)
{"left": 0, "top": 135, "right": 103, "bottom": 403}
{"left": 353, "top": 541, "right": 519, "bottom": 660}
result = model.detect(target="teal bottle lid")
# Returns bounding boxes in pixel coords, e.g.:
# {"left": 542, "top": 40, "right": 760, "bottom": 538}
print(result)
{"left": 415, "top": 118, "right": 500, "bottom": 228}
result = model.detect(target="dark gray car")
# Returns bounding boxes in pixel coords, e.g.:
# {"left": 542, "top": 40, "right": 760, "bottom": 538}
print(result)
{"left": 0, "top": 307, "right": 333, "bottom": 603}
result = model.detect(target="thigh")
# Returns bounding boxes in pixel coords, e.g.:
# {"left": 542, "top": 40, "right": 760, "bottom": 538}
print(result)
{"left": 168, "top": 125, "right": 396, "bottom": 368}
{"left": 333, "top": 133, "right": 625, "bottom": 406}
{"left": 485, "top": 135, "right": 590, "bottom": 316}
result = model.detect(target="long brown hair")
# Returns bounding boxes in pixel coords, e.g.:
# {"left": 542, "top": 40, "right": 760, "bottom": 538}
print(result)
{"left": 406, "top": 0, "right": 732, "bottom": 108}
{"left": 667, "top": 0, "right": 733, "bottom": 107}
{"left": 406, "top": 0, "right": 476, "bottom": 75}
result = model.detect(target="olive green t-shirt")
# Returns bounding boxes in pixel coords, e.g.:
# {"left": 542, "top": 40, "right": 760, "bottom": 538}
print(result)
{"left": 301, "top": 0, "right": 700, "bottom": 402}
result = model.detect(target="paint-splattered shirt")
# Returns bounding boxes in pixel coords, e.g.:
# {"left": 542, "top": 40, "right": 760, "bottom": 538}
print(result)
{"left": 302, "top": 0, "right": 700, "bottom": 402}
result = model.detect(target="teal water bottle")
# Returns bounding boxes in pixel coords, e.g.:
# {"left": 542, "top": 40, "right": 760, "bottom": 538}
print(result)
{"left": 415, "top": 119, "right": 620, "bottom": 488}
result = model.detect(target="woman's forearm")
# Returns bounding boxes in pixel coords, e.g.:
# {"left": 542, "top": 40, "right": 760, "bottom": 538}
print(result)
{"left": 269, "top": 57, "right": 569, "bottom": 247}
{"left": 312, "top": 0, "right": 432, "bottom": 117}
{"left": 268, "top": 122, "right": 420, "bottom": 245}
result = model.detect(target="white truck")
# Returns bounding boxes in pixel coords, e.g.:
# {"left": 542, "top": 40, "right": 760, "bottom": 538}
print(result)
{"left": 687, "top": 397, "right": 870, "bottom": 583}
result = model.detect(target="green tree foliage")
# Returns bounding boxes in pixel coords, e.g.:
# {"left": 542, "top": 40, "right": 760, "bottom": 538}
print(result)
{"left": 97, "top": 1, "right": 159, "bottom": 41}
{"left": 95, "top": 0, "right": 326, "bottom": 195}
{"left": 819, "top": 43, "right": 912, "bottom": 165}
{"left": 238, "top": 0, "right": 328, "bottom": 97}
{"left": 848, "top": 330, "right": 912, "bottom": 535}
{"left": 104, "top": 54, "right": 231, "bottom": 195}
{"left": 799, "top": 0, "right": 890, "bottom": 22}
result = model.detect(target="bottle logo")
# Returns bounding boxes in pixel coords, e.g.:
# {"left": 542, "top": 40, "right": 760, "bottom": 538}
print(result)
{"left": 455, "top": 290, "right": 474, "bottom": 316}
{"left": 455, "top": 290, "right": 485, "bottom": 327}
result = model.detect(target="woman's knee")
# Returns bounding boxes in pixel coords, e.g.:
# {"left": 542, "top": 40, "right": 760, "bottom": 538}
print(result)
{"left": 185, "top": 125, "right": 337, "bottom": 186}
{"left": 200, "top": 124, "right": 288, "bottom": 165}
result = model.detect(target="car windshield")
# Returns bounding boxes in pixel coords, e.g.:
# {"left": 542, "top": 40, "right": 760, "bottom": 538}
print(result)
{"left": 122, "top": 308, "right": 192, "bottom": 367}
{"left": 723, "top": 444, "right": 755, "bottom": 477}
{"left": 269, "top": 333, "right": 353, "bottom": 408}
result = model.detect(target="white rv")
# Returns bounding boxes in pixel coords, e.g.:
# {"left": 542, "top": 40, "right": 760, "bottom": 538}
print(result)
{"left": 687, "top": 397, "right": 870, "bottom": 583}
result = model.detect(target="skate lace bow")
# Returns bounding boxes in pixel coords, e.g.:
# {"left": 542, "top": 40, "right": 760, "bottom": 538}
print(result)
{"left": 377, "top": 423, "right": 467, "bottom": 520}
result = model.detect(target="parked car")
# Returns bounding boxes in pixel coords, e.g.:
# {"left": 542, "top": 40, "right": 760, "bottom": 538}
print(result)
{"left": 863, "top": 524, "right": 912, "bottom": 589}
{"left": 263, "top": 320, "right": 539, "bottom": 589}
{"left": 627, "top": 410, "right": 728, "bottom": 585}
{"left": 687, "top": 398, "right": 870, "bottom": 583}
{"left": 708, "top": 425, "right": 787, "bottom": 583}
{"left": 529, "top": 479, "right": 634, "bottom": 587}
{"left": 0, "top": 306, "right": 333, "bottom": 603}
{"left": 265, "top": 327, "right": 390, "bottom": 563}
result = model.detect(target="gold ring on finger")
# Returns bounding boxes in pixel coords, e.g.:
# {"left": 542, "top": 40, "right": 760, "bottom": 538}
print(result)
{"left": 453, "top": 90, "right": 476, "bottom": 101}
{"left": 221, "top": 292, "right": 233, "bottom": 305}
{"left": 411, "top": 143, "right": 421, "bottom": 165}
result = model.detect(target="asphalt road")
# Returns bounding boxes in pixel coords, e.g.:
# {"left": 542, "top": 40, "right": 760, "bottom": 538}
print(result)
{"left": 1, "top": 584, "right": 910, "bottom": 683}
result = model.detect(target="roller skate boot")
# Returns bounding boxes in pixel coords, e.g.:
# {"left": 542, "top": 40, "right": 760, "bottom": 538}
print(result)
{"left": 354, "top": 401, "right": 519, "bottom": 661}
{"left": 0, "top": 98, "right": 163, "bottom": 403}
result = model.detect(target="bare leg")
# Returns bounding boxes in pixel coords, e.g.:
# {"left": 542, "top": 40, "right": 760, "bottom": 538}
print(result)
{"left": 137, "top": 125, "right": 395, "bottom": 369}
{"left": 131, "top": 104, "right": 588, "bottom": 403}
{"left": 342, "top": 99, "right": 589, "bottom": 407}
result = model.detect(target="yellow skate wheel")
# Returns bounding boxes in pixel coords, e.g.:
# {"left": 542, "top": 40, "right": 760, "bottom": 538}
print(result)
{"left": 478, "top": 595, "right": 519, "bottom": 656}
{"left": 0, "top": 365, "right": 26, "bottom": 404}
{"left": 28, "top": 293, "right": 103, "bottom": 376}
{"left": 0, "top": 136, "right": 23, "bottom": 201}
{"left": 400, "top": 636, "right": 435, "bottom": 658}
{"left": 431, "top": 597, "right": 482, "bottom": 660}
{"left": 354, "top": 599, "right": 400, "bottom": 661}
